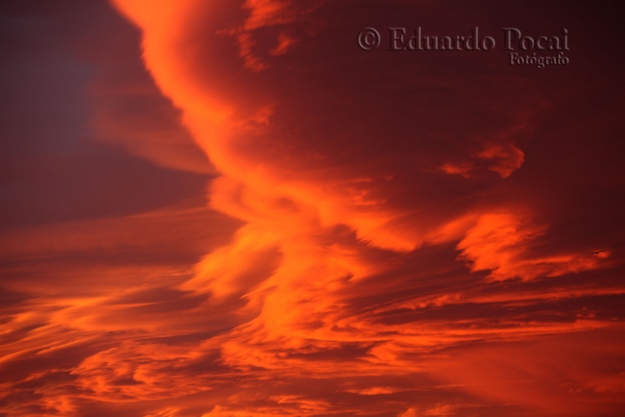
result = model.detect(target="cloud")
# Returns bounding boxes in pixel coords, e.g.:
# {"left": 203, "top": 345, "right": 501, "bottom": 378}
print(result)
{"left": 440, "top": 141, "right": 525, "bottom": 179}
{"left": 399, "top": 407, "right": 418, "bottom": 417}
{"left": 1, "top": 0, "right": 624, "bottom": 416}
{"left": 457, "top": 212, "right": 605, "bottom": 281}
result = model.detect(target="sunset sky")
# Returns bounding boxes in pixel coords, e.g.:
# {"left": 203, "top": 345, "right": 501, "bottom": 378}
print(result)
{"left": 1, "top": 1, "right": 625, "bottom": 416}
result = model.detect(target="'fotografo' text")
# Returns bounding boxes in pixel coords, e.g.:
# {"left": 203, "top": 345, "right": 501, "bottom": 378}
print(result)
{"left": 353, "top": 26, "right": 571, "bottom": 68}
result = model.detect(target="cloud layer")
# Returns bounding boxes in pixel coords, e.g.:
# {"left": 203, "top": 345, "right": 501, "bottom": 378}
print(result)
{"left": 1, "top": 1, "right": 624, "bottom": 416}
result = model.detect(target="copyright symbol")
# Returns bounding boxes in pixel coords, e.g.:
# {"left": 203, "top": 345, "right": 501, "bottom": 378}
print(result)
{"left": 357, "top": 27, "right": 381, "bottom": 50}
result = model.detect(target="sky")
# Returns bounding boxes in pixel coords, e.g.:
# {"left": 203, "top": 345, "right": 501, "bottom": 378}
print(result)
{"left": 1, "top": 1, "right": 624, "bottom": 416}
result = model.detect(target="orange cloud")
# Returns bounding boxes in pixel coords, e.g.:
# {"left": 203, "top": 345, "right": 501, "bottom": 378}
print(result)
{"left": 457, "top": 212, "right": 604, "bottom": 281}
{"left": 475, "top": 142, "right": 525, "bottom": 178}
{"left": 439, "top": 141, "right": 525, "bottom": 179}
{"left": 2, "top": 1, "right": 624, "bottom": 416}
